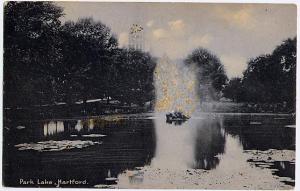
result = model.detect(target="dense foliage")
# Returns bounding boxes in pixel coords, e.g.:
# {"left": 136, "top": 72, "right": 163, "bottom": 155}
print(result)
{"left": 4, "top": 1, "right": 296, "bottom": 117}
{"left": 4, "top": 2, "right": 156, "bottom": 117}
{"left": 223, "top": 38, "right": 296, "bottom": 110}
{"left": 4, "top": 1, "right": 64, "bottom": 107}
{"left": 184, "top": 48, "right": 228, "bottom": 101}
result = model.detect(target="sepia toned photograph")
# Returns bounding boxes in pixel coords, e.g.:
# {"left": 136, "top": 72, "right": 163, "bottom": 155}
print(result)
{"left": 2, "top": 1, "right": 297, "bottom": 189}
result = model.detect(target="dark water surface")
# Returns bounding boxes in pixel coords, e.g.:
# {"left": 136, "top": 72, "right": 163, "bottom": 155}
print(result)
{"left": 3, "top": 113, "right": 295, "bottom": 187}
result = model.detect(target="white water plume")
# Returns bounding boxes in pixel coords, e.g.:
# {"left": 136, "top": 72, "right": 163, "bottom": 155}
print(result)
{"left": 154, "top": 55, "right": 199, "bottom": 116}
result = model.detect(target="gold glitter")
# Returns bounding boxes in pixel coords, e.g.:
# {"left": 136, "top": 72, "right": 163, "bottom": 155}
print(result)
{"left": 154, "top": 55, "right": 199, "bottom": 116}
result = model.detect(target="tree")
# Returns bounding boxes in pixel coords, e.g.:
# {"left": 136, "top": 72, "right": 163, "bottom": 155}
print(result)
{"left": 4, "top": 1, "right": 64, "bottom": 108}
{"left": 184, "top": 48, "right": 228, "bottom": 101}
{"left": 57, "top": 18, "right": 118, "bottom": 105}
{"left": 271, "top": 38, "right": 296, "bottom": 108}
{"left": 113, "top": 49, "right": 156, "bottom": 106}
{"left": 223, "top": 77, "right": 245, "bottom": 102}
{"left": 242, "top": 55, "right": 274, "bottom": 102}
{"left": 241, "top": 37, "right": 296, "bottom": 109}
{"left": 4, "top": 2, "right": 157, "bottom": 119}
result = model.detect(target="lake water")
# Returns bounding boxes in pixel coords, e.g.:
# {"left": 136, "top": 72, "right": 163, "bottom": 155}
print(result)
{"left": 3, "top": 113, "right": 295, "bottom": 188}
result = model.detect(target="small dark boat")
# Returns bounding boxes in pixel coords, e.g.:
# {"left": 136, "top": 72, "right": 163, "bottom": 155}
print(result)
{"left": 166, "top": 111, "right": 190, "bottom": 124}
{"left": 105, "top": 170, "right": 118, "bottom": 185}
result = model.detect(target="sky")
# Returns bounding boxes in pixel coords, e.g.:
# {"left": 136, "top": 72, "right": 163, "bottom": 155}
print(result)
{"left": 56, "top": 2, "right": 297, "bottom": 78}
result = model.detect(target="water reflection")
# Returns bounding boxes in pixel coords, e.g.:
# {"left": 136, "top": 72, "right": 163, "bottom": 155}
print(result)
{"left": 3, "top": 113, "right": 295, "bottom": 188}
{"left": 151, "top": 115, "right": 194, "bottom": 169}
{"left": 166, "top": 119, "right": 188, "bottom": 125}
{"left": 191, "top": 117, "right": 225, "bottom": 169}
{"left": 4, "top": 117, "right": 156, "bottom": 187}
{"left": 88, "top": 119, "right": 95, "bottom": 131}
{"left": 75, "top": 120, "right": 83, "bottom": 132}
{"left": 271, "top": 161, "right": 295, "bottom": 185}
{"left": 43, "top": 119, "right": 96, "bottom": 136}
{"left": 223, "top": 115, "right": 295, "bottom": 150}
{"left": 42, "top": 119, "right": 99, "bottom": 137}
{"left": 152, "top": 114, "right": 225, "bottom": 170}
{"left": 43, "top": 121, "right": 64, "bottom": 136}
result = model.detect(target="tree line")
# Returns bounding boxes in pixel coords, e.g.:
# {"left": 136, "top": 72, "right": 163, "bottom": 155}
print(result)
{"left": 181, "top": 38, "right": 296, "bottom": 113}
{"left": 4, "top": 2, "right": 296, "bottom": 118}
{"left": 223, "top": 38, "right": 296, "bottom": 111}
{"left": 4, "top": 1, "right": 156, "bottom": 115}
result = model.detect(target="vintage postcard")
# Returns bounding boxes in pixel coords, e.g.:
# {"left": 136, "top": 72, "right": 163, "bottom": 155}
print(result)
{"left": 2, "top": 0, "right": 297, "bottom": 189}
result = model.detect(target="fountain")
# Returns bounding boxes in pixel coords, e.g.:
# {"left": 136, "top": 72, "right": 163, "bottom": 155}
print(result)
{"left": 154, "top": 55, "right": 199, "bottom": 117}
{"left": 150, "top": 55, "right": 201, "bottom": 169}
